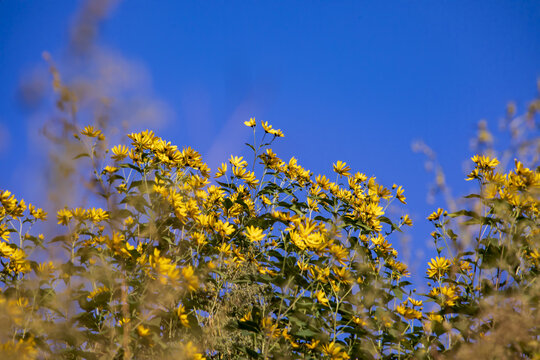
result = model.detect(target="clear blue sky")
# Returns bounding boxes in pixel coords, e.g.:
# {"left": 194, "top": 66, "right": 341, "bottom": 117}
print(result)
{"left": 1, "top": 0, "right": 539, "bottom": 275}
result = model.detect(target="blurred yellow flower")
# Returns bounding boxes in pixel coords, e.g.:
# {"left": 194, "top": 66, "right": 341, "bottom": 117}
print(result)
{"left": 80, "top": 125, "right": 102, "bottom": 138}
{"left": 56, "top": 208, "right": 73, "bottom": 225}
{"left": 177, "top": 304, "right": 190, "bottom": 327}
{"left": 136, "top": 325, "right": 150, "bottom": 337}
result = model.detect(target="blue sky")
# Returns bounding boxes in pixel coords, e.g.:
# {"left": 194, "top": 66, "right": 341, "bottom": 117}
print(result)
{"left": 1, "top": 0, "right": 539, "bottom": 275}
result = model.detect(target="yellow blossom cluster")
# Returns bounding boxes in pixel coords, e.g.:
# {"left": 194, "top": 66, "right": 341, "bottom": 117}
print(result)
{"left": 0, "top": 190, "right": 29, "bottom": 220}
{"left": 56, "top": 207, "right": 109, "bottom": 225}
{"left": 7, "top": 115, "right": 537, "bottom": 359}
{"left": 396, "top": 297, "right": 423, "bottom": 320}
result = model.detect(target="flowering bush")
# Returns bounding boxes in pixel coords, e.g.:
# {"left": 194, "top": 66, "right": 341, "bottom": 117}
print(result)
{"left": 0, "top": 71, "right": 538, "bottom": 359}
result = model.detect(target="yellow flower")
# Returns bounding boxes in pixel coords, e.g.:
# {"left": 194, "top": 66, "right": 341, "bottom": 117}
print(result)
{"left": 306, "top": 340, "right": 320, "bottom": 350}
{"left": 427, "top": 256, "right": 450, "bottom": 279}
{"left": 111, "top": 145, "right": 129, "bottom": 161}
{"left": 315, "top": 290, "right": 329, "bottom": 306}
{"left": 232, "top": 165, "right": 247, "bottom": 179}
{"left": 466, "top": 168, "right": 480, "bottom": 181}
{"left": 86, "top": 207, "right": 109, "bottom": 224}
{"left": 103, "top": 165, "right": 118, "bottom": 174}
{"left": 183, "top": 341, "right": 206, "bottom": 360}
{"left": 387, "top": 258, "right": 410, "bottom": 278}
{"left": 315, "top": 174, "right": 331, "bottom": 190}
{"left": 427, "top": 312, "right": 443, "bottom": 322}
{"left": 396, "top": 304, "right": 422, "bottom": 320}
{"left": 321, "top": 342, "right": 349, "bottom": 360}
{"left": 306, "top": 232, "right": 327, "bottom": 251}
{"left": 124, "top": 216, "right": 134, "bottom": 226}
{"left": 427, "top": 208, "right": 446, "bottom": 221}
{"left": 0, "top": 190, "right": 17, "bottom": 213}
{"left": 80, "top": 125, "right": 102, "bottom": 138}
{"left": 458, "top": 259, "right": 473, "bottom": 273}
{"left": 182, "top": 265, "right": 199, "bottom": 292}
{"left": 0, "top": 337, "right": 37, "bottom": 360}
{"left": 269, "top": 128, "right": 284, "bottom": 137}
{"left": 395, "top": 185, "right": 406, "bottom": 204}
{"left": 244, "top": 225, "right": 266, "bottom": 242}
{"left": 177, "top": 304, "right": 190, "bottom": 327}
{"left": 401, "top": 214, "right": 413, "bottom": 226}
{"left": 261, "top": 316, "right": 280, "bottom": 338}
{"left": 244, "top": 117, "right": 257, "bottom": 127}
{"left": 87, "top": 286, "right": 110, "bottom": 300}
{"left": 430, "top": 285, "right": 459, "bottom": 307}
{"left": 333, "top": 266, "right": 353, "bottom": 284}
{"left": 215, "top": 220, "right": 235, "bottom": 237}
{"left": 353, "top": 316, "right": 367, "bottom": 326}
{"left": 136, "top": 325, "right": 150, "bottom": 337}
{"left": 57, "top": 208, "right": 73, "bottom": 226}
{"left": 371, "top": 234, "right": 393, "bottom": 253}
{"left": 282, "top": 328, "right": 299, "bottom": 348}
{"left": 333, "top": 161, "right": 351, "bottom": 177}
{"left": 240, "top": 312, "right": 252, "bottom": 322}
{"left": 482, "top": 182, "right": 499, "bottom": 199}
{"left": 407, "top": 297, "right": 423, "bottom": 307}
{"left": 218, "top": 243, "right": 232, "bottom": 256}
{"left": 191, "top": 232, "right": 207, "bottom": 246}
{"left": 229, "top": 155, "right": 247, "bottom": 168}
{"left": 471, "top": 155, "right": 499, "bottom": 169}
{"left": 261, "top": 120, "right": 273, "bottom": 133}
{"left": 71, "top": 207, "right": 88, "bottom": 220}
{"left": 0, "top": 224, "right": 10, "bottom": 242}
{"left": 215, "top": 163, "right": 227, "bottom": 178}
{"left": 28, "top": 204, "right": 47, "bottom": 220}
{"left": 5, "top": 197, "right": 26, "bottom": 219}
{"left": 128, "top": 129, "right": 156, "bottom": 149}
{"left": 36, "top": 261, "right": 55, "bottom": 279}
{"left": 117, "top": 183, "right": 127, "bottom": 193}
{"left": 295, "top": 260, "right": 309, "bottom": 272}
{"left": 149, "top": 249, "right": 180, "bottom": 284}
{"left": 329, "top": 244, "right": 348, "bottom": 266}
{"left": 0, "top": 242, "right": 29, "bottom": 273}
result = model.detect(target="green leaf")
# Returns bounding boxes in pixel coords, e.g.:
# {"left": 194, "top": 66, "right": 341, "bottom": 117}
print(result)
{"left": 393, "top": 287, "right": 404, "bottom": 300}
{"left": 295, "top": 328, "right": 318, "bottom": 337}
{"left": 238, "top": 320, "right": 260, "bottom": 333}
{"left": 449, "top": 210, "right": 479, "bottom": 218}
{"left": 463, "top": 194, "right": 482, "bottom": 199}
{"left": 73, "top": 153, "right": 90, "bottom": 160}
{"left": 124, "top": 163, "right": 142, "bottom": 173}
{"left": 50, "top": 235, "right": 67, "bottom": 243}
{"left": 245, "top": 143, "right": 256, "bottom": 152}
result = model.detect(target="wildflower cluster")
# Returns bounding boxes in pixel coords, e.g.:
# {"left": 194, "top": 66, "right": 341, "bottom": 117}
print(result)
{"left": 422, "top": 154, "right": 540, "bottom": 358}
{"left": 0, "top": 116, "right": 420, "bottom": 359}
{"left": 0, "top": 86, "right": 538, "bottom": 359}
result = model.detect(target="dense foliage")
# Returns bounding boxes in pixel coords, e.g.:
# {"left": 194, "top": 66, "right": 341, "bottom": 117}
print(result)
{"left": 0, "top": 72, "right": 539, "bottom": 359}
